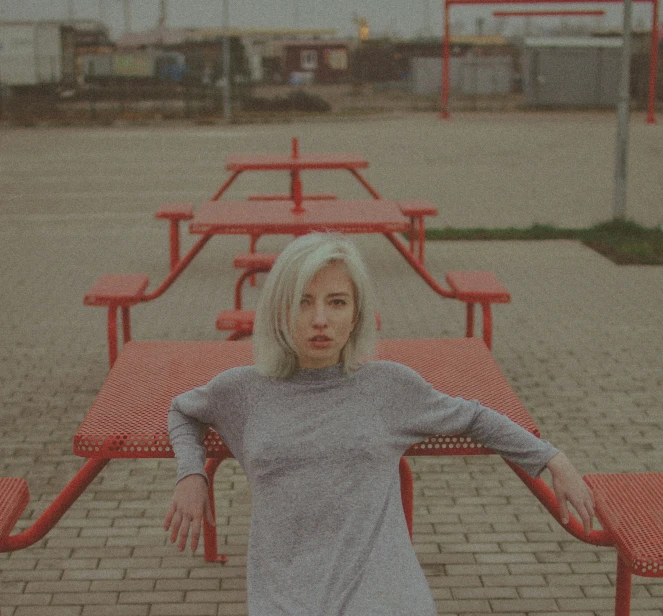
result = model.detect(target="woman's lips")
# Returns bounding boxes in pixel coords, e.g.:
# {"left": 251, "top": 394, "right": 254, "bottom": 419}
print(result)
{"left": 309, "top": 336, "right": 332, "bottom": 348}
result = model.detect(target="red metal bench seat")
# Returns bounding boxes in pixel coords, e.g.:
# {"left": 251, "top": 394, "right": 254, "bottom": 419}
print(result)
{"left": 84, "top": 274, "right": 149, "bottom": 367}
{"left": 583, "top": 473, "right": 663, "bottom": 616}
{"left": 397, "top": 199, "right": 438, "bottom": 264}
{"left": 155, "top": 202, "right": 194, "bottom": 271}
{"left": 445, "top": 271, "right": 511, "bottom": 349}
{"left": 0, "top": 478, "right": 29, "bottom": 539}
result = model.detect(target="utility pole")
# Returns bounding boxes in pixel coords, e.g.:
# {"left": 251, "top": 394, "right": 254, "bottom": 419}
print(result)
{"left": 613, "top": 0, "right": 633, "bottom": 220}
{"left": 122, "top": 0, "right": 132, "bottom": 33}
{"left": 158, "top": 0, "right": 167, "bottom": 28}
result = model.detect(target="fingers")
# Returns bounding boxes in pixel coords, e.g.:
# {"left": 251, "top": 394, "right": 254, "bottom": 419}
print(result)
{"left": 163, "top": 503, "right": 175, "bottom": 532}
{"left": 190, "top": 518, "right": 202, "bottom": 554}
{"left": 558, "top": 497, "right": 570, "bottom": 525}
{"left": 177, "top": 516, "right": 191, "bottom": 552}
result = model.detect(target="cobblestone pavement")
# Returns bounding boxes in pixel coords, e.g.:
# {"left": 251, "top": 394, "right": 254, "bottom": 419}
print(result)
{"left": 0, "top": 114, "right": 662, "bottom": 615}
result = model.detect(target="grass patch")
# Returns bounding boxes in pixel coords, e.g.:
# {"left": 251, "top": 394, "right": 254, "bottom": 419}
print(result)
{"left": 425, "top": 220, "right": 663, "bottom": 265}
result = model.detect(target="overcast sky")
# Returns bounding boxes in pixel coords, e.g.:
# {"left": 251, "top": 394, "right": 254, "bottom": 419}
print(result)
{"left": 0, "top": 0, "right": 656, "bottom": 40}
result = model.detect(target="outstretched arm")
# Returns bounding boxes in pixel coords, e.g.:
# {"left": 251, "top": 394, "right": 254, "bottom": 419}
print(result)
{"left": 164, "top": 474, "right": 215, "bottom": 553}
{"left": 546, "top": 452, "right": 595, "bottom": 535}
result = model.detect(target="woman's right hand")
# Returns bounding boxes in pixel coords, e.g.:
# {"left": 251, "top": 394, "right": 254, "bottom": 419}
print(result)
{"left": 164, "top": 474, "right": 215, "bottom": 553}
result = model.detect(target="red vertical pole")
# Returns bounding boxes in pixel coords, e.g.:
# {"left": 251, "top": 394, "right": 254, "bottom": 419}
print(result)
{"left": 107, "top": 306, "right": 118, "bottom": 368}
{"left": 121, "top": 306, "right": 131, "bottom": 344}
{"left": 481, "top": 302, "right": 493, "bottom": 350}
{"left": 203, "top": 458, "right": 227, "bottom": 563}
{"left": 614, "top": 555, "right": 632, "bottom": 616}
{"left": 441, "top": 0, "right": 451, "bottom": 119}
{"left": 168, "top": 220, "right": 180, "bottom": 272}
{"left": 290, "top": 136, "right": 304, "bottom": 213}
{"left": 646, "top": 0, "right": 659, "bottom": 124}
{"left": 465, "top": 303, "right": 475, "bottom": 338}
{"left": 399, "top": 457, "right": 414, "bottom": 540}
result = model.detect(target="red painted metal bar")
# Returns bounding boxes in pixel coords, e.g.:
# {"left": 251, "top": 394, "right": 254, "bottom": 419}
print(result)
{"left": 168, "top": 219, "right": 180, "bottom": 272}
{"left": 442, "top": 0, "right": 658, "bottom": 124}
{"left": 615, "top": 555, "right": 633, "bottom": 616}
{"left": 0, "top": 459, "right": 109, "bottom": 553}
{"left": 107, "top": 307, "right": 119, "bottom": 367}
{"left": 203, "top": 458, "right": 228, "bottom": 563}
{"left": 234, "top": 266, "right": 273, "bottom": 310}
{"left": 122, "top": 307, "right": 131, "bottom": 344}
{"left": 493, "top": 9, "right": 606, "bottom": 15}
{"left": 408, "top": 217, "right": 416, "bottom": 254}
{"left": 417, "top": 215, "right": 426, "bottom": 263}
{"left": 466, "top": 303, "right": 475, "bottom": 337}
{"left": 211, "top": 170, "right": 242, "bottom": 201}
{"left": 141, "top": 235, "right": 212, "bottom": 302}
{"left": 385, "top": 231, "right": 457, "bottom": 300}
{"left": 482, "top": 302, "right": 493, "bottom": 350}
{"left": 347, "top": 169, "right": 382, "bottom": 199}
{"left": 399, "top": 457, "right": 414, "bottom": 540}
{"left": 504, "top": 460, "right": 614, "bottom": 547}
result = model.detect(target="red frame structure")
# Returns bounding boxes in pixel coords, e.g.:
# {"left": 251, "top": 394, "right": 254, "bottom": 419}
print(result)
{"left": 441, "top": 0, "right": 660, "bottom": 124}
{"left": 493, "top": 9, "right": 606, "bottom": 16}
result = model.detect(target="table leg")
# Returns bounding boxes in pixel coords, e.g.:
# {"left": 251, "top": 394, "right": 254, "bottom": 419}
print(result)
{"left": 249, "top": 234, "right": 259, "bottom": 287}
{"left": 465, "top": 303, "right": 475, "bottom": 339}
{"left": 409, "top": 217, "right": 416, "bottom": 254}
{"left": 481, "top": 303, "right": 492, "bottom": 350}
{"left": 417, "top": 215, "right": 426, "bottom": 264}
{"left": 291, "top": 170, "right": 304, "bottom": 213}
{"left": 107, "top": 306, "right": 119, "bottom": 368}
{"left": 203, "top": 458, "right": 228, "bottom": 564}
{"left": 121, "top": 307, "right": 132, "bottom": 344}
{"left": 168, "top": 220, "right": 180, "bottom": 272}
{"left": 348, "top": 169, "right": 382, "bottom": 199}
{"left": 211, "top": 170, "right": 242, "bottom": 201}
{"left": 399, "top": 457, "right": 413, "bottom": 541}
{"left": 615, "top": 555, "right": 632, "bottom": 616}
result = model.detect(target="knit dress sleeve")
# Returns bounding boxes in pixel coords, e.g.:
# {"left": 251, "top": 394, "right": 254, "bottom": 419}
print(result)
{"left": 374, "top": 361, "right": 559, "bottom": 478}
{"left": 167, "top": 366, "right": 252, "bottom": 484}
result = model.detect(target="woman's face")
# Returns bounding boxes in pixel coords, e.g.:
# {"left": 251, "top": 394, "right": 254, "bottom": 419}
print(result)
{"left": 291, "top": 261, "right": 357, "bottom": 370}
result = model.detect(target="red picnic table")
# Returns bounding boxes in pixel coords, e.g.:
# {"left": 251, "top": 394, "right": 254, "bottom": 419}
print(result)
{"left": 2, "top": 337, "right": 658, "bottom": 615}
{"left": 211, "top": 136, "right": 382, "bottom": 211}
{"left": 85, "top": 196, "right": 509, "bottom": 366}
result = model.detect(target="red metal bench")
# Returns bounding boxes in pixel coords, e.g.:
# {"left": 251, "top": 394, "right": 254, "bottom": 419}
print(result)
{"left": 445, "top": 271, "right": 511, "bottom": 350}
{"left": 83, "top": 273, "right": 149, "bottom": 367}
{"left": 155, "top": 202, "right": 194, "bottom": 272}
{"left": 0, "top": 478, "right": 29, "bottom": 540}
{"left": 583, "top": 473, "right": 663, "bottom": 616}
{"left": 397, "top": 200, "right": 438, "bottom": 264}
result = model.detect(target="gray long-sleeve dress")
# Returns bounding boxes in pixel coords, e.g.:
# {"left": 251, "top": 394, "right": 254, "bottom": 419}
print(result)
{"left": 168, "top": 360, "right": 558, "bottom": 616}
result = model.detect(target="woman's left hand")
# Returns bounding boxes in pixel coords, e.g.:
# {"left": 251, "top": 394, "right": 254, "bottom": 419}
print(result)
{"left": 546, "top": 452, "right": 595, "bottom": 535}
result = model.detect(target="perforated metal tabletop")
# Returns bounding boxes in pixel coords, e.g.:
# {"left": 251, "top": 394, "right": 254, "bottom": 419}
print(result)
{"left": 73, "top": 338, "right": 538, "bottom": 460}
{"left": 188, "top": 200, "right": 410, "bottom": 236}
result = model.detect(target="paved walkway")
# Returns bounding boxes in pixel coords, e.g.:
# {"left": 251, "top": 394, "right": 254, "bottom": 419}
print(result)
{"left": 0, "top": 113, "right": 662, "bottom": 615}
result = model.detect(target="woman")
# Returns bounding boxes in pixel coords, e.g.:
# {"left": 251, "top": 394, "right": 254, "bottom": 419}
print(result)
{"left": 165, "top": 233, "right": 594, "bottom": 615}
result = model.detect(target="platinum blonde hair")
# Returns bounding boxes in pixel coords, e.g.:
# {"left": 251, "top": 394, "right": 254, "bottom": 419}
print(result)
{"left": 253, "top": 233, "right": 376, "bottom": 378}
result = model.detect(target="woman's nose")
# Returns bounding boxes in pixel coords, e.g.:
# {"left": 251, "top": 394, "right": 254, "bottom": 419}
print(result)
{"left": 312, "top": 303, "right": 328, "bottom": 326}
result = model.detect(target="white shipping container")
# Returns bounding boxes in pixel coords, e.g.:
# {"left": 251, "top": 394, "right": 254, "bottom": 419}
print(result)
{"left": 0, "top": 22, "right": 63, "bottom": 85}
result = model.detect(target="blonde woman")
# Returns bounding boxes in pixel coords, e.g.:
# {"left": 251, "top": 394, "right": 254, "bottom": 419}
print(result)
{"left": 165, "top": 233, "right": 594, "bottom": 616}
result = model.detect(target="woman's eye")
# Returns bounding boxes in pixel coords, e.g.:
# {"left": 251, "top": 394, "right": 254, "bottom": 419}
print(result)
{"left": 300, "top": 297, "right": 311, "bottom": 307}
{"left": 331, "top": 299, "right": 347, "bottom": 306}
